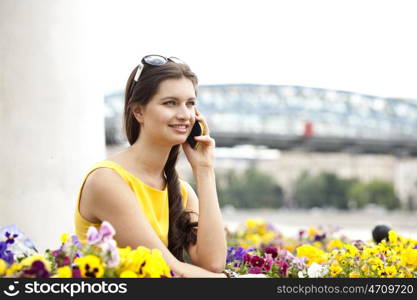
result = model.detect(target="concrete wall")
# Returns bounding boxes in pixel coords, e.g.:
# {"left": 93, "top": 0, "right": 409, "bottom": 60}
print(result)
{"left": 0, "top": 0, "right": 104, "bottom": 252}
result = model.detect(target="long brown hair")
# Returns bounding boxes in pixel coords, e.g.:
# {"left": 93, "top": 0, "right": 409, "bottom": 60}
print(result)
{"left": 124, "top": 60, "right": 198, "bottom": 261}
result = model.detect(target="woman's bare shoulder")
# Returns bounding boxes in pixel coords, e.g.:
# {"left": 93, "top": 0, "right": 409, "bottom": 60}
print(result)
{"left": 80, "top": 167, "right": 133, "bottom": 222}
{"left": 81, "top": 166, "right": 171, "bottom": 251}
{"left": 84, "top": 167, "right": 124, "bottom": 191}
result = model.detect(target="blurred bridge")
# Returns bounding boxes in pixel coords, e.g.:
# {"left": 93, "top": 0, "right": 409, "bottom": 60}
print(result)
{"left": 105, "top": 84, "right": 417, "bottom": 156}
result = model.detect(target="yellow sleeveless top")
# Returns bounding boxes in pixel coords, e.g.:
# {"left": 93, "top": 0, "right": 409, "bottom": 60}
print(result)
{"left": 74, "top": 160, "right": 189, "bottom": 246}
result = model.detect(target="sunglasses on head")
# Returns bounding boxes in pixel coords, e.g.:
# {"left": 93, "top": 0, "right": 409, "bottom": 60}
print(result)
{"left": 129, "top": 55, "right": 185, "bottom": 97}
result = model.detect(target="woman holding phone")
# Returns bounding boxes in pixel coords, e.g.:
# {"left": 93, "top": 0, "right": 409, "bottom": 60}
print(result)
{"left": 74, "top": 55, "right": 228, "bottom": 277}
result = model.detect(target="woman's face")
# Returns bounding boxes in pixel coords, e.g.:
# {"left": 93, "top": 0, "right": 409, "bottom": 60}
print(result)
{"left": 135, "top": 77, "right": 197, "bottom": 146}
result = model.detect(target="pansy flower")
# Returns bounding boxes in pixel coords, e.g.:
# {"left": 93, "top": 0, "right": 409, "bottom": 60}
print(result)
{"left": 250, "top": 255, "right": 265, "bottom": 268}
{"left": 0, "top": 225, "right": 37, "bottom": 255}
{"left": 265, "top": 246, "right": 278, "bottom": 259}
{"left": 276, "top": 260, "right": 289, "bottom": 276}
{"left": 21, "top": 260, "right": 50, "bottom": 278}
{"left": 87, "top": 221, "right": 115, "bottom": 245}
{"left": 0, "top": 241, "right": 14, "bottom": 264}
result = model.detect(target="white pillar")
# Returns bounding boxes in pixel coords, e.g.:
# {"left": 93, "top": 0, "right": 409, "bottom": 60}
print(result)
{"left": 0, "top": 0, "right": 105, "bottom": 252}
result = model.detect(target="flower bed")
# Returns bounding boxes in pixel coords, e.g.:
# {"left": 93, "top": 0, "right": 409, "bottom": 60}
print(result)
{"left": 1, "top": 219, "right": 416, "bottom": 278}
{"left": 0, "top": 222, "right": 170, "bottom": 278}
{"left": 225, "top": 218, "right": 417, "bottom": 278}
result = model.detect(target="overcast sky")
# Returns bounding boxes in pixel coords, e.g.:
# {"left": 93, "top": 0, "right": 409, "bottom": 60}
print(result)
{"left": 93, "top": 0, "right": 417, "bottom": 100}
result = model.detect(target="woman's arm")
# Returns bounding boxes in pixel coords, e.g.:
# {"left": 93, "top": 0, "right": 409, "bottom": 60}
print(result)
{"left": 80, "top": 167, "right": 226, "bottom": 278}
{"left": 181, "top": 109, "right": 228, "bottom": 272}
{"left": 184, "top": 168, "right": 227, "bottom": 273}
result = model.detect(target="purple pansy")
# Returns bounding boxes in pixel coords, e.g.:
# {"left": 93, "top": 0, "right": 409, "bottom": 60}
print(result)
{"left": 226, "top": 247, "right": 254, "bottom": 263}
{"left": 86, "top": 222, "right": 119, "bottom": 268}
{"left": 0, "top": 225, "right": 22, "bottom": 244}
{"left": 263, "top": 254, "right": 274, "bottom": 272}
{"left": 243, "top": 253, "right": 252, "bottom": 264}
{"left": 71, "top": 235, "right": 82, "bottom": 249}
{"left": 72, "top": 266, "right": 82, "bottom": 278}
{"left": 0, "top": 225, "right": 38, "bottom": 254}
{"left": 276, "top": 260, "right": 289, "bottom": 276}
{"left": 99, "top": 239, "right": 119, "bottom": 268}
{"left": 314, "top": 233, "right": 326, "bottom": 241}
{"left": 0, "top": 241, "right": 14, "bottom": 264}
{"left": 21, "top": 260, "right": 50, "bottom": 278}
{"left": 250, "top": 255, "right": 265, "bottom": 268}
{"left": 265, "top": 246, "right": 278, "bottom": 259}
{"left": 87, "top": 221, "right": 116, "bottom": 245}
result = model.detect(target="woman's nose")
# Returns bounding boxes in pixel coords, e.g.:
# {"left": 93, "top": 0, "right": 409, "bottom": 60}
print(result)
{"left": 176, "top": 104, "right": 193, "bottom": 120}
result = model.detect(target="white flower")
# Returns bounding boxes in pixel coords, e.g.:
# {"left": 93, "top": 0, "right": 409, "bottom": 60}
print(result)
{"left": 307, "top": 263, "right": 327, "bottom": 278}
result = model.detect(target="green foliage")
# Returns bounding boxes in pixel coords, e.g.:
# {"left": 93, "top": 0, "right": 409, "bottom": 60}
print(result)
{"left": 294, "top": 171, "right": 357, "bottom": 209}
{"left": 294, "top": 171, "right": 400, "bottom": 210}
{"left": 348, "top": 180, "right": 400, "bottom": 210}
{"left": 216, "top": 167, "right": 284, "bottom": 209}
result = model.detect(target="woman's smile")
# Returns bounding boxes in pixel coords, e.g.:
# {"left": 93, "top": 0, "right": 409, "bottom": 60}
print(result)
{"left": 169, "top": 124, "right": 189, "bottom": 134}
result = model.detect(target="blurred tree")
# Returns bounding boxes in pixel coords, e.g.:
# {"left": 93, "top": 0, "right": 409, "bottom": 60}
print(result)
{"left": 294, "top": 171, "right": 358, "bottom": 209}
{"left": 348, "top": 180, "right": 400, "bottom": 210}
{"left": 216, "top": 167, "right": 283, "bottom": 208}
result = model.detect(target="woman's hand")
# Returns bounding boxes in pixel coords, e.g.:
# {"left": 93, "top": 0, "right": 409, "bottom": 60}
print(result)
{"left": 182, "top": 108, "right": 215, "bottom": 170}
{"left": 171, "top": 261, "right": 227, "bottom": 278}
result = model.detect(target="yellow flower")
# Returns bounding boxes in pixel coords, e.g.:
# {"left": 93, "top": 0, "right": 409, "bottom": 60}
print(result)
{"left": 57, "top": 266, "right": 72, "bottom": 278}
{"left": 118, "top": 246, "right": 132, "bottom": 261}
{"left": 0, "top": 259, "right": 7, "bottom": 276}
{"left": 344, "top": 244, "right": 359, "bottom": 257}
{"left": 5, "top": 263, "right": 22, "bottom": 276}
{"left": 117, "top": 246, "right": 170, "bottom": 278}
{"left": 368, "top": 257, "right": 383, "bottom": 266}
{"left": 307, "top": 227, "right": 318, "bottom": 236}
{"left": 384, "top": 265, "right": 397, "bottom": 278}
{"left": 239, "top": 242, "right": 249, "bottom": 249}
{"left": 296, "top": 245, "right": 327, "bottom": 265}
{"left": 61, "top": 233, "right": 71, "bottom": 244}
{"left": 141, "top": 249, "right": 171, "bottom": 278}
{"left": 361, "top": 247, "right": 377, "bottom": 260}
{"left": 399, "top": 269, "right": 413, "bottom": 278}
{"left": 349, "top": 271, "right": 360, "bottom": 278}
{"left": 339, "top": 256, "right": 353, "bottom": 267}
{"left": 313, "top": 241, "right": 322, "bottom": 249}
{"left": 245, "top": 233, "right": 262, "bottom": 246}
{"left": 20, "top": 255, "right": 51, "bottom": 272}
{"left": 330, "top": 263, "right": 343, "bottom": 277}
{"left": 331, "top": 249, "right": 344, "bottom": 261}
{"left": 400, "top": 248, "right": 417, "bottom": 269}
{"left": 245, "top": 218, "right": 265, "bottom": 229}
{"left": 361, "top": 264, "right": 370, "bottom": 275}
{"left": 118, "top": 246, "right": 146, "bottom": 276}
{"left": 388, "top": 230, "right": 398, "bottom": 244}
{"left": 257, "top": 226, "right": 267, "bottom": 235}
{"left": 376, "top": 265, "right": 386, "bottom": 276}
{"left": 283, "top": 244, "right": 296, "bottom": 253}
{"left": 261, "top": 232, "right": 276, "bottom": 244}
{"left": 327, "top": 239, "right": 343, "bottom": 251}
{"left": 120, "top": 270, "right": 138, "bottom": 278}
{"left": 74, "top": 255, "right": 105, "bottom": 278}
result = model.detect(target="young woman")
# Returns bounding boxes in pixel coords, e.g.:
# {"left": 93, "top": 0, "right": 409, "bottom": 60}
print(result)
{"left": 74, "top": 55, "right": 228, "bottom": 277}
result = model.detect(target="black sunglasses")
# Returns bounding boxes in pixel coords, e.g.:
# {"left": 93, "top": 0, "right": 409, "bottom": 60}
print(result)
{"left": 129, "top": 55, "right": 185, "bottom": 98}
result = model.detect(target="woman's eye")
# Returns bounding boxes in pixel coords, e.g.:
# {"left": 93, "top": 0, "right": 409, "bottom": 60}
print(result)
{"left": 187, "top": 101, "right": 196, "bottom": 106}
{"left": 164, "top": 101, "right": 176, "bottom": 105}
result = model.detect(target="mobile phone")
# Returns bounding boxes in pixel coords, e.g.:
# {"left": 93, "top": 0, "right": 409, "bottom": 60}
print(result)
{"left": 186, "top": 120, "right": 205, "bottom": 149}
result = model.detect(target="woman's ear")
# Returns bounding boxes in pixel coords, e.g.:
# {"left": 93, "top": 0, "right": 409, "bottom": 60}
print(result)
{"left": 132, "top": 104, "right": 145, "bottom": 124}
